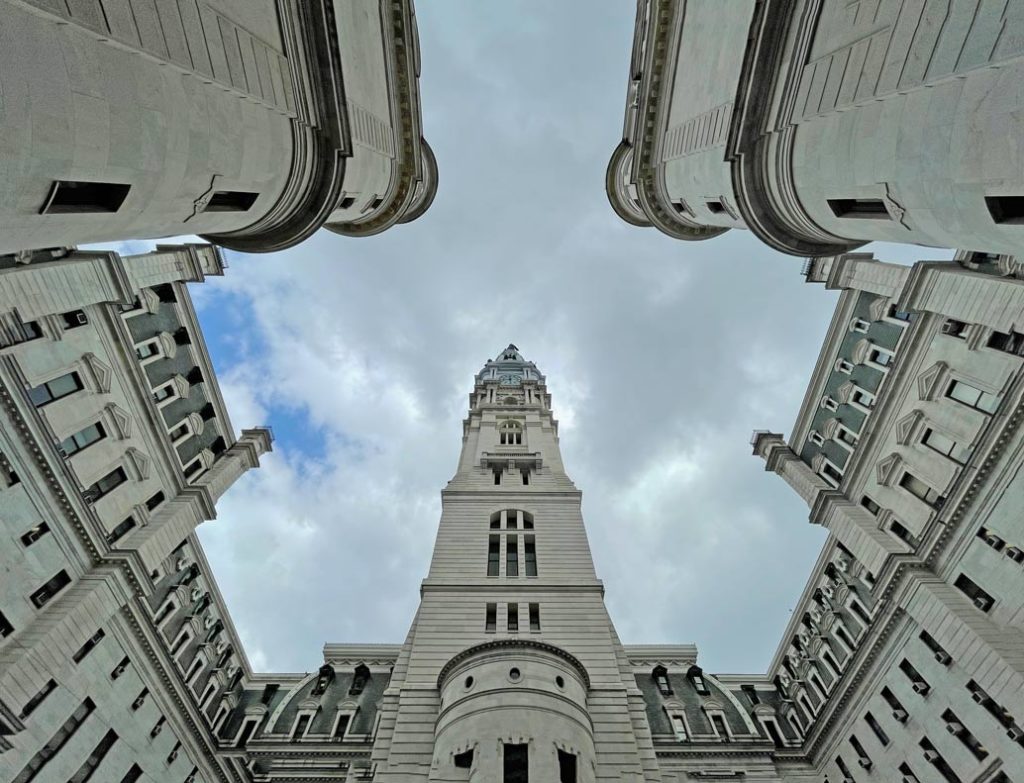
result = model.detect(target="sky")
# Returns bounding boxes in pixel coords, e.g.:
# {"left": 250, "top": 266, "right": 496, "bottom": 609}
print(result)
{"left": 107, "top": 2, "right": 949, "bottom": 676}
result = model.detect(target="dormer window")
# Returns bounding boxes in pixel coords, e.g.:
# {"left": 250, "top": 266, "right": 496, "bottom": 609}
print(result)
{"left": 835, "top": 359, "right": 854, "bottom": 374}
{"left": 821, "top": 396, "right": 839, "bottom": 412}
{"left": 312, "top": 664, "right": 334, "bottom": 696}
{"left": 687, "top": 665, "right": 710, "bottom": 695}
{"left": 652, "top": 665, "right": 672, "bottom": 696}
{"left": 809, "top": 431, "right": 825, "bottom": 447}
{"left": 850, "top": 318, "right": 870, "bottom": 334}
{"left": 349, "top": 664, "right": 370, "bottom": 695}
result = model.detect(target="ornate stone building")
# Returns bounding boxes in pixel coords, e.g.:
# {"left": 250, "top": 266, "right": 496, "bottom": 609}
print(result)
{"left": 608, "top": 0, "right": 1024, "bottom": 257}
{"left": 0, "top": 0, "right": 437, "bottom": 257}
{"left": 3, "top": 258, "right": 1024, "bottom": 781}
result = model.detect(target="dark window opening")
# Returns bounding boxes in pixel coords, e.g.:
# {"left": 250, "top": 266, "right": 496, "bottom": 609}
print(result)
{"left": 19, "top": 680, "right": 57, "bottom": 720}
{"left": 557, "top": 749, "right": 577, "bottom": 783}
{"left": 672, "top": 200, "right": 693, "bottom": 217}
{"left": 503, "top": 743, "right": 528, "bottom": 783}
{"left": 763, "top": 719, "right": 785, "bottom": 748}
{"left": 493, "top": 468, "right": 502, "bottom": 485}
{"left": 72, "top": 630, "right": 105, "bottom": 663}
{"left": 68, "top": 727, "right": 117, "bottom": 783}
{"left": 485, "top": 603, "right": 497, "bottom": 633}
{"left": 528, "top": 603, "right": 540, "bottom": 631}
{"left": 22, "top": 321, "right": 43, "bottom": 341}
{"left": 828, "top": 198, "right": 891, "bottom": 219}
{"left": 710, "top": 713, "right": 730, "bottom": 740}
{"left": 507, "top": 604, "right": 518, "bottom": 633}
{"left": 942, "top": 318, "right": 969, "bottom": 338}
{"left": 454, "top": 749, "right": 474, "bottom": 769}
{"left": 918, "top": 631, "right": 952, "bottom": 664}
{"left": 955, "top": 573, "right": 994, "bottom": 612}
{"left": 13, "top": 698, "right": 95, "bottom": 783}
{"left": 942, "top": 708, "right": 988, "bottom": 759}
{"left": 105, "top": 515, "right": 137, "bottom": 546}
{"left": 40, "top": 180, "right": 130, "bottom": 214}
{"left": 880, "top": 686, "right": 906, "bottom": 721}
{"left": 864, "top": 712, "right": 890, "bottom": 745}
{"left": 28, "top": 371, "right": 83, "bottom": 407}
{"left": 146, "top": 492, "right": 165, "bottom": 512}
{"left": 86, "top": 468, "right": 127, "bottom": 503}
{"left": 985, "top": 195, "right": 1024, "bottom": 225}
{"left": 110, "top": 656, "right": 129, "bottom": 680}
{"left": 169, "top": 631, "right": 190, "bottom": 657}
{"left": 899, "top": 659, "right": 930, "bottom": 694}
{"left": 920, "top": 737, "right": 963, "bottom": 783}
{"left": 30, "top": 569, "right": 71, "bottom": 608}
{"left": 236, "top": 719, "right": 257, "bottom": 748}
{"left": 339, "top": 196, "right": 356, "bottom": 209}
{"left": 706, "top": 200, "right": 725, "bottom": 214}
{"left": 334, "top": 714, "right": 350, "bottom": 739}
{"left": 488, "top": 536, "right": 500, "bottom": 576}
{"left": 203, "top": 190, "right": 259, "bottom": 212}
{"left": 524, "top": 536, "right": 537, "bottom": 576}
{"left": 61, "top": 310, "right": 88, "bottom": 329}
{"left": 506, "top": 535, "right": 519, "bottom": 576}
{"left": 131, "top": 689, "right": 148, "bottom": 711}
{"left": 153, "top": 284, "right": 177, "bottom": 304}
{"left": 899, "top": 471, "right": 942, "bottom": 508}
{"left": 987, "top": 329, "right": 1024, "bottom": 356}
{"left": 860, "top": 495, "right": 881, "bottom": 516}
{"left": 20, "top": 522, "right": 50, "bottom": 547}
{"left": 60, "top": 422, "right": 105, "bottom": 457}
{"left": 889, "top": 519, "right": 918, "bottom": 548}
{"left": 292, "top": 713, "right": 311, "bottom": 740}
{"left": 653, "top": 666, "right": 672, "bottom": 696}
{"left": 349, "top": 664, "right": 370, "bottom": 695}
{"left": 521, "top": 469, "right": 530, "bottom": 485}
{"left": 370, "top": 197, "right": 384, "bottom": 211}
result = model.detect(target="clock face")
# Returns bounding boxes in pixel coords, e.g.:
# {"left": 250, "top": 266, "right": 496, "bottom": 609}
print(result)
{"left": 498, "top": 373, "right": 521, "bottom": 386}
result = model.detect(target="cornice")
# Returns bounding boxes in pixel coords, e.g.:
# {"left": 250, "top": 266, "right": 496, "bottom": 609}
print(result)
{"left": 437, "top": 639, "right": 591, "bottom": 689}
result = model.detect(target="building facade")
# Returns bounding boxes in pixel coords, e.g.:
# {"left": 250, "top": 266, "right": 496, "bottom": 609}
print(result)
{"left": 0, "top": 0, "right": 437, "bottom": 257}
{"left": 608, "top": 0, "right": 1024, "bottom": 257}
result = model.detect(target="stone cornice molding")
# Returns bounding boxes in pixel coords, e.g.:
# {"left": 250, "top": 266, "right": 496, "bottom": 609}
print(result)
{"left": 437, "top": 639, "right": 591, "bottom": 689}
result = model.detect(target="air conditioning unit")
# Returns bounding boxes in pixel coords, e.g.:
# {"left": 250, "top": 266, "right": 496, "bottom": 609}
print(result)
{"left": 970, "top": 691, "right": 985, "bottom": 704}
{"left": 922, "top": 749, "right": 940, "bottom": 762}
{"left": 892, "top": 709, "right": 909, "bottom": 722}
{"left": 941, "top": 321, "right": 964, "bottom": 335}
{"left": 111, "top": 664, "right": 127, "bottom": 679}
{"left": 74, "top": 312, "right": 88, "bottom": 325}
{"left": 857, "top": 757, "right": 873, "bottom": 769}
{"left": 82, "top": 488, "right": 99, "bottom": 504}
{"left": 973, "top": 596, "right": 993, "bottom": 611}
{"left": 934, "top": 651, "right": 952, "bottom": 665}
{"left": 984, "top": 533, "right": 1005, "bottom": 548}
{"left": 913, "top": 682, "right": 931, "bottom": 695}
{"left": 945, "top": 721, "right": 964, "bottom": 735}
{"left": 1006, "top": 547, "right": 1024, "bottom": 563}
{"left": 1007, "top": 725, "right": 1024, "bottom": 742}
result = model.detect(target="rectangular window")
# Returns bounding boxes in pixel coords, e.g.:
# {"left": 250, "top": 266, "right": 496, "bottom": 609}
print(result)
{"left": 29, "top": 569, "right": 71, "bottom": 608}
{"left": 292, "top": 713, "right": 311, "bottom": 740}
{"left": 105, "top": 517, "right": 136, "bottom": 545}
{"left": 153, "top": 384, "right": 176, "bottom": 403}
{"left": 72, "top": 630, "right": 105, "bottom": 664}
{"left": 828, "top": 198, "right": 891, "bottom": 219}
{"left": 485, "top": 603, "right": 497, "bottom": 633}
{"left": 333, "top": 714, "right": 350, "bottom": 739}
{"left": 710, "top": 713, "right": 730, "bottom": 740}
{"left": 706, "top": 200, "right": 725, "bottom": 214}
{"left": 19, "top": 679, "right": 57, "bottom": 720}
{"left": 0, "top": 611, "right": 14, "bottom": 639}
{"left": 87, "top": 467, "right": 127, "bottom": 501}
{"left": 12, "top": 698, "right": 95, "bottom": 783}
{"left": 899, "top": 659, "right": 930, "bottom": 694}
{"left": 169, "top": 422, "right": 190, "bottom": 442}
{"left": 135, "top": 341, "right": 159, "bottom": 360}
{"left": 68, "top": 728, "right": 118, "bottom": 783}
{"left": 899, "top": 472, "right": 941, "bottom": 507}
{"left": 558, "top": 749, "right": 577, "bottom": 783}
{"left": 203, "top": 190, "right": 259, "bottom": 212}
{"left": 864, "top": 712, "right": 889, "bottom": 745}
{"left": 487, "top": 536, "right": 500, "bottom": 577}
{"left": 145, "top": 492, "right": 165, "bottom": 512}
{"left": 860, "top": 495, "right": 880, "bottom": 515}
{"left": 507, "top": 604, "right": 519, "bottom": 633}
{"left": 946, "top": 380, "right": 999, "bottom": 413}
{"left": 503, "top": 743, "right": 528, "bottom": 783}
{"left": 889, "top": 519, "right": 918, "bottom": 547}
{"left": 528, "top": 603, "right": 540, "bottom": 631}
{"left": 338, "top": 196, "right": 356, "bottom": 209}
{"left": 985, "top": 195, "right": 1024, "bottom": 224}
{"left": 987, "top": 329, "right": 1024, "bottom": 356}
{"left": 41, "top": 180, "right": 130, "bottom": 213}
{"left": 670, "top": 714, "right": 688, "bottom": 740}
{"left": 61, "top": 310, "right": 88, "bottom": 329}
{"left": 955, "top": 573, "right": 994, "bottom": 612}
{"left": 22, "top": 320, "right": 43, "bottom": 340}
{"left": 506, "top": 535, "right": 519, "bottom": 577}
{"left": 60, "top": 422, "right": 106, "bottom": 457}
{"left": 20, "top": 522, "right": 50, "bottom": 547}
{"left": 524, "top": 536, "right": 537, "bottom": 576}
{"left": 920, "top": 737, "right": 963, "bottom": 783}
{"left": 922, "top": 428, "right": 969, "bottom": 462}
{"left": 28, "top": 371, "right": 83, "bottom": 407}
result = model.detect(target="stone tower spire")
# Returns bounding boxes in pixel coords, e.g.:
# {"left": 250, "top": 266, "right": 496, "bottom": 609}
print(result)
{"left": 369, "top": 346, "right": 660, "bottom": 781}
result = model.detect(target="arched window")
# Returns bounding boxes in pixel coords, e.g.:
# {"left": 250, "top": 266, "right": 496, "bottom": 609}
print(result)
{"left": 652, "top": 665, "right": 673, "bottom": 696}
{"left": 349, "top": 664, "right": 370, "bottom": 695}
{"left": 499, "top": 421, "right": 523, "bottom": 445}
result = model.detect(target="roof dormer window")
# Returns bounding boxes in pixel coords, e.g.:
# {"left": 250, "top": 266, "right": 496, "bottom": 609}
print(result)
{"left": 687, "top": 665, "right": 710, "bottom": 695}
{"left": 652, "top": 665, "right": 672, "bottom": 696}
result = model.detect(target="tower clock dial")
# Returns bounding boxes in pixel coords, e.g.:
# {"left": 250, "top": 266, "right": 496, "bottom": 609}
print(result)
{"left": 498, "top": 373, "right": 522, "bottom": 386}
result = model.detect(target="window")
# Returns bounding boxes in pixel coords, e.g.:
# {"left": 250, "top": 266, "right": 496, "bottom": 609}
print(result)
{"left": 524, "top": 536, "right": 537, "bottom": 576}
{"left": 706, "top": 200, "right": 725, "bottom": 214}
{"left": 338, "top": 196, "right": 356, "bottom": 209}
{"left": 120, "top": 766, "right": 143, "bottom": 783}
{"left": 987, "top": 329, "right": 1024, "bottom": 356}
{"left": 236, "top": 718, "right": 258, "bottom": 748}
{"left": 22, "top": 320, "right": 43, "bottom": 340}
{"left": 985, "top": 195, "right": 1024, "bottom": 224}
{"left": 40, "top": 180, "right": 130, "bottom": 213}
{"left": 864, "top": 712, "right": 889, "bottom": 745}
{"left": 849, "top": 735, "right": 872, "bottom": 768}
{"left": 946, "top": 380, "right": 999, "bottom": 413}
{"left": 111, "top": 656, "right": 130, "bottom": 680}
{"left": 507, "top": 604, "right": 519, "bottom": 632}
{"left": 146, "top": 492, "right": 165, "bottom": 511}
{"left": 709, "top": 713, "right": 730, "bottom": 740}
{"left": 488, "top": 536, "right": 500, "bottom": 576}
{"left": 922, "top": 428, "right": 968, "bottom": 462}
{"left": 955, "top": 573, "right": 994, "bottom": 611}
{"left": 503, "top": 743, "right": 528, "bottom": 783}
{"left": 19, "top": 680, "right": 57, "bottom": 720}
{"left": 851, "top": 388, "right": 875, "bottom": 408}
{"left": 0, "top": 611, "right": 13, "bottom": 639}
{"left": 454, "top": 749, "right": 474, "bottom": 768}
{"left": 28, "top": 372, "right": 83, "bottom": 407}
{"left": 880, "top": 686, "right": 907, "bottom": 721}
{"left": 920, "top": 737, "right": 963, "bottom": 783}
{"left": 670, "top": 713, "right": 688, "bottom": 741}
{"left": 762, "top": 717, "right": 785, "bottom": 748}
{"left": 889, "top": 519, "right": 918, "bottom": 547}
{"left": 292, "top": 713, "right": 312, "bottom": 740}
{"left": 485, "top": 603, "right": 497, "bottom": 633}
{"left": 528, "top": 603, "right": 540, "bottom": 631}
{"left": 183, "top": 457, "right": 205, "bottom": 479}
{"left": 899, "top": 659, "right": 930, "bottom": 694}
{"left": 836, "top": 426, "right": 857, "bottom": 446}
{"left": 828, "top": 198, "right": 891, "bottom": 219}
{"left": 899, "top": 472, "right": 941, "bottom": 507}
{"left": 493, "top": 468, "right": 502, "bottom": 485}
{"left": 868, "top": 348, "right": 892, "bottom": 367}
{"left": 60, "top": 422, "right": 106, "bottom": 457}
{"left": 135, "top": 340, "right": 160, "bottom": 360}
{"left": 349, "top": 665, "right": 370, "bottom": 695}
{"left": 72, "top": 630, "right": 105, "bottom": 663}
{"left": 506, "top": 535, "right": 518, "bottom": 577}
{"left": 30, "top": 569, "right": 71, "bottom": 608}
{"left": 68, "top": 728, "right": 117, "bottom": 783}
{"left": 821, "top": 461, "right": 843, "bottom": 486}
{"left": 860, "top": 495, "right": 880, "bottom": 516}
{"left": 558, "top": 749, "right": 577, "bottom": 782}
{"left": 169, "top": 422, "right": 190, "bottom": 442}
{"left": 851, "top": 318, "right": 870, "bottom": 334}
{"left": 20, "top": 522, "right": 50, "bottom": 547}
{"left": 61, "top": 310, "right": 88, "bottom": 329}
{"left": 169, "top": 630, "right": 191, "bottom": 658}
{"left": 942, "top": 319, "right": 969, "bottom": 338}
{"left": 12, "top": 698, "right": 95, "bottom": 783}
{"left": 203, "top": 190, "right": 259, "bottom": 212}
{"left": 333, "top": 713, "right": 350, "bottom": 740}
{"left": 86, "top": 467, "right": 127, "bottom": 502}
{"left": 105, "top": 517, "right": 136, "bottom": 545}
{"left": 369, "top": 196, "right": 384, "bottom": 211}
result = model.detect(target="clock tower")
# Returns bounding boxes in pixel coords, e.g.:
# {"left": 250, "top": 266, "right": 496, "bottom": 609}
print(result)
{"left": 368, "top": 345, "right": 663, "bottom": 781}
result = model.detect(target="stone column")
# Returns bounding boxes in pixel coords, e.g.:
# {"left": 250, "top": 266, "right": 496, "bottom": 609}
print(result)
{"left": 753, "top": 432, "right": 902, "bottom": 575}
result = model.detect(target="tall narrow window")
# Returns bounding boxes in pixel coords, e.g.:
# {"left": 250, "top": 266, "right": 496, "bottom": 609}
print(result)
{"left": 828, "top": 198, "right": 891, "bottom": 219}
{"left": 13, "top": 698, "right": 95, "bottom": 782}
{"left": 68, "top": 728, "right": 118, "bottom": 783}
{"left": 507, "top": 604, "right": 519, "bottom": 633}
{"left": 29, "top": 569, "right": 71, "bottom": 608}
{"left": 60, "top": 422, "right": 106, "bottom": 457}
{"left": 946, "top": 380, "right": 999, "bottom": 413}
{"left": 524, "top": 536, "right": 537, "bottom": 576}
{"left": 20, "top": 522, "right": 50, "bottom": 547}
{"left": 864, "top": 712, "right": 889, "bottom": 745}
{"left": 860, "top": 495, "right": 881, "bottom": 515}
{"left": 236, "top": 719, "right": 258, "bottom": 748}
{"left": 899, "top": 659, "right": 930, "bottom": 694}
{"left": 653, "top": 666, "right": 672, "bottom": 696}
{"left": 28, "top": 372, "right": 83, "bottom": 407}
{"left": 528, "top": 603, "right": 540, "bottom": 631}
{"left": 61, "top": 310, "right": 88, "bottom": 329}
{"left": 19, "top": 679, "right": 57, "bottom": 720}
{"left": 557, "top": 749, "right": 577, "bottom": 783}
{"left": 203, "top": 191, "right": 259, "bottom": 212}
{"left": 710, "top": 713, "right": 730, "bottom": 740}
{"left": 955, "top": 573, "right": 994, "bottom": 611}
{"left": 86, "top": 468, "right": 127, "bottom": 502}
{"left": 881, "top": 686, "right": 907, "bottom": 721}
{"left": 503, "top": 743, "right": 528, "bottom": 783}
{"left": 487, "top": 536, "right": 500, "bottom": 577}
{"left": 292, "top": 713, "right": 312, "bottom": 740}
{"left": 506, "top": 535, "right": 519, "bottom": 577}
{"left": 670, "top": 714, "right": 688, "bottom": 741}
{"left": 40, "top": 180, "right": 130, "bottom": 213}
{"left": 485, "top": 603, "right": 497, "bottom": 633}
{"left": 72, "top": 630, "right": 105, "bottom": 663}
{"left": 105, "top": 517, "right": 136, "bottom": 545}
{"left": 333, "top": 714, "right": 350, "bottom": 739}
